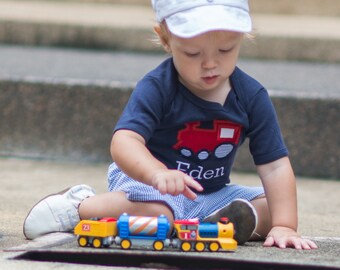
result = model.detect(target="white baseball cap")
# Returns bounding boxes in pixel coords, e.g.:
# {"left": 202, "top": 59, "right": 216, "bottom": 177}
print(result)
{"left": 151, "top": 0, "right": 252, "bottom": 38}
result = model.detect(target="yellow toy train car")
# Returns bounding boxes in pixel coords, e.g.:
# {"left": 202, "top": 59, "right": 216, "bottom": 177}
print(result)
{"left": 74, "top": 217, "right": 117, "bottom": 248}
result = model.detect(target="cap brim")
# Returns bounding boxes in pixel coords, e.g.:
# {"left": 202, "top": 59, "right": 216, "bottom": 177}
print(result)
{"left": 165, "top": 5, "right": 252, "bottom": 38}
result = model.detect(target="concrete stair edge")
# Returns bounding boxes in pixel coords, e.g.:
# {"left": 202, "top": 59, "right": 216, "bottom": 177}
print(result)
{"left": 41, "top": 0, "right": 340, "bottom": 16}
{"left": 1, "top": 1, "right": 340, "bottom": 62}
{"left": 0, "top": 78, "right": 338, "bottom": 179}
{"left": 1, "top": 20, "right": 340, "bottom": 63}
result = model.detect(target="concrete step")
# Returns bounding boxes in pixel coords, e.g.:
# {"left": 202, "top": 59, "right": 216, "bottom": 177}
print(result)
{"left": 0, "top": 45, "right": 339, "bottom": 179}
{"left": 55, "top": 0, "right": 340, "bottom": 16}
{"left": 250, "top": 0, "right": 340, "bottom": 16}
{"left": 0, "top": 1, "right": 340, "bottom": 62}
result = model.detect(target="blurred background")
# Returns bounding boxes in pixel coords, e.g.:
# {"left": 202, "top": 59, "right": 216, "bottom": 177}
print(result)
{"left": 0, "top": 0, "right": 339, "bottom": 180}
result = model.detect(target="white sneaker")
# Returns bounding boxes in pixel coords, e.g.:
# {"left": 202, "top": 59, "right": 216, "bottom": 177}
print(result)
{"left": 23, "top": 184, "right": 95, "bottom": 240}
{"left": 203, "top": 199, "right": 258, "bottom": 245}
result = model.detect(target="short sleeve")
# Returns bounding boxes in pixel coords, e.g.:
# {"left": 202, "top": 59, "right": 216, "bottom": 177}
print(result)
{"left": 246, "top": 89, "right": 288, "bottom": 165}
{"left": 114, "top": 77, "right": 164, "bottom": 142}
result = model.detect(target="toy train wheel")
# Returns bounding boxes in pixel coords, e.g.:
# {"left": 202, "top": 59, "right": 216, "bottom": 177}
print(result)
{"left": 78, "top": 236, "right": 88, "bottom": 247}
{"left": 208, "top": 242, "right": 220, "bottom": 252}
{"left": 92, "top": 238, "right": 102, "bottom": 248}
{"left": 181, "top": 241, "right": 191, "bottom": 252}
{"left": 195, "top": 242, "right": 205, "bottom": 252}
{"left": 153, "top": 240, "right": 164, "bottom": 251}
{"left": 121, "top": 239, "right": 131, "bottom": 250}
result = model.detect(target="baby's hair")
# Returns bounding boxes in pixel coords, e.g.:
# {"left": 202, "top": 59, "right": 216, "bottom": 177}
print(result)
{"left": 152, "top": 21, "right": 255, "bottom": 53}
{"left": 152, "top": 21, "right": 172, "bottom": 53}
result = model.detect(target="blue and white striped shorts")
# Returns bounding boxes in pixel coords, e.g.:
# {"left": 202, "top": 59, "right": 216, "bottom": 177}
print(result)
{"left": 107, "top": 163, "right": 264, "bottom": 221}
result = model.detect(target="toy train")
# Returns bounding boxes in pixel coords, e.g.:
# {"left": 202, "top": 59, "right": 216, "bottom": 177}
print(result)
{"left": 74, "top": 213, "right": 237, "bottom": 252}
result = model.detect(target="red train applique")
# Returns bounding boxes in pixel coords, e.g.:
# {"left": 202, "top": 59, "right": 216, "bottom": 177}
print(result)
{"left": 173, "top": 120, "right": 242, "bottom": 160}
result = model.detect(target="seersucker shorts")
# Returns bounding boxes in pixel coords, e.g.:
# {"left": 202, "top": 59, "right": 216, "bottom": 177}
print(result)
{"left": 107, "top": 163, "right": 264, "bottom": 221}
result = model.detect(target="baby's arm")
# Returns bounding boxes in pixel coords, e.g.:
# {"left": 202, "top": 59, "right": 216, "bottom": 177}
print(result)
{"left": 111, "top": 129, "right": 203, "bottom": 200}
{"left": 257, "top": 157, "right": 317, "bottom": 249}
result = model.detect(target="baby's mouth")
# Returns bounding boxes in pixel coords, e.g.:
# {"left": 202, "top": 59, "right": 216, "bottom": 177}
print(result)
{"left": 202, "top": 75, "right": 218, "bottom": 84}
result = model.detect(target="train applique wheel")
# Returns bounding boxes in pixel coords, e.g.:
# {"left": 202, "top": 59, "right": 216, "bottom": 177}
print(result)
{"left": 78, "top": 236, "right": 88, "bottom": 247}
{"left": 92, "top": 238, "right": 102, "bottom": 248}
{"left": 208, "top": 242, "right": 220, "bottom": 252}
{"left": 181, "top": 241, "right": 192, "bottom": 252}
{"left": 214, "top": 144, "right": 233, "bottom": 158}
{"left": 194, "top": 242, "right": 205, "bottom": 252}
{"left": 121, "top": 239, "right": 132, "bottom": 250}
{"left": 153, "top": 240, "right": 164, "bottom": 251}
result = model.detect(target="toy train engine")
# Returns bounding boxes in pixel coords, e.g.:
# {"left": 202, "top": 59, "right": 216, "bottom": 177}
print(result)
{"left": 173, "top": 217, "right": 237, "bottom": 252}
{"left": 116, "top": 213, "right": 171, "bottom": 251}
{"left": 74, "top": 217, "right": 117, "bottom": 248}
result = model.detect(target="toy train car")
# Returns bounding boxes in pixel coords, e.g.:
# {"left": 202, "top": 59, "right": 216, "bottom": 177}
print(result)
{"left": 174, "top": 217, "right": 237, "bottom": 252}
{"left": 74, "top": 213, "right": 237, "bottom": 252}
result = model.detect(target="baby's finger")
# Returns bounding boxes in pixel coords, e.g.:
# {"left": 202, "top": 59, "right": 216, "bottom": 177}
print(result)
{"left": 165, "top": 178, "right": 177, "bottom": 195}
{"left": 155, "top": 179, "right": 167, "bottom": 195}
{"left": 174, "top": 177, "right": 185, "bottom": 195}
{"left": 301, "top": 238, "right": 318, "bottom": 250}
{"left": 263, "top": 236, "right": 275, "bottom": 247}
{"left": 183, "top": 186, "right": 198, "bottom": 200}
{"left": 184, "top": 175, "right": 203, "bottom": 192}
{"left": 308, "top": 239, "right": 318, "bottom": 249}
{"left": 290, "top": 238, "right": 302, "bottom": 250}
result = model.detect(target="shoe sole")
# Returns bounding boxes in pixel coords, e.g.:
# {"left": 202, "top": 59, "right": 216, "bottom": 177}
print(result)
{"left": 203, "top": 199, "right": 257, "bottom": 245}
{"left": 23, "top": 187, "right": 71, "bottom": 239}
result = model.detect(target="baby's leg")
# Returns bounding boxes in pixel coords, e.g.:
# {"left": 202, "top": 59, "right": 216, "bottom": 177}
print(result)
{"left": 79, "top": 191, "right": 174, "bottom": 225}
{"left": 23, "top": 185, "right": 175, "bottom": 240}
{"left": 250, "top": 196, "right": 271, "bottom": 240}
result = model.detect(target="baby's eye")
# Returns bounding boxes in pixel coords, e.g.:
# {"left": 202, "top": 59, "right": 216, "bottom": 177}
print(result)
{"left": 184, "top": 52, "right": 200, "bottom": 57}
{"left": 219, "top": 49, "right": 232, "bottom": 54}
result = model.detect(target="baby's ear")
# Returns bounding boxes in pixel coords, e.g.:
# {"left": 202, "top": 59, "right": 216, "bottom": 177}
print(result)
{"left": 153, "top": 25, "right": 171, "bottom": 53}
{"left": 153, "top": 24, "right": 162, "bottom": 37}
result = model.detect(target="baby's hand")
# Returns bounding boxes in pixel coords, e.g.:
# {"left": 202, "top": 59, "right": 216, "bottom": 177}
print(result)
{"left": 151, "top": 169, "right": 203, "bottom": 200}
{"left": 263, "top": 226, "right": 318, "bottom": 250}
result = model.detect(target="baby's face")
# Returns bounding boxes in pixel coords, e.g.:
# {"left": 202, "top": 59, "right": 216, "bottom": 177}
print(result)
{"left": 169, "top": 31, "right": 243, "bottom": 101}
